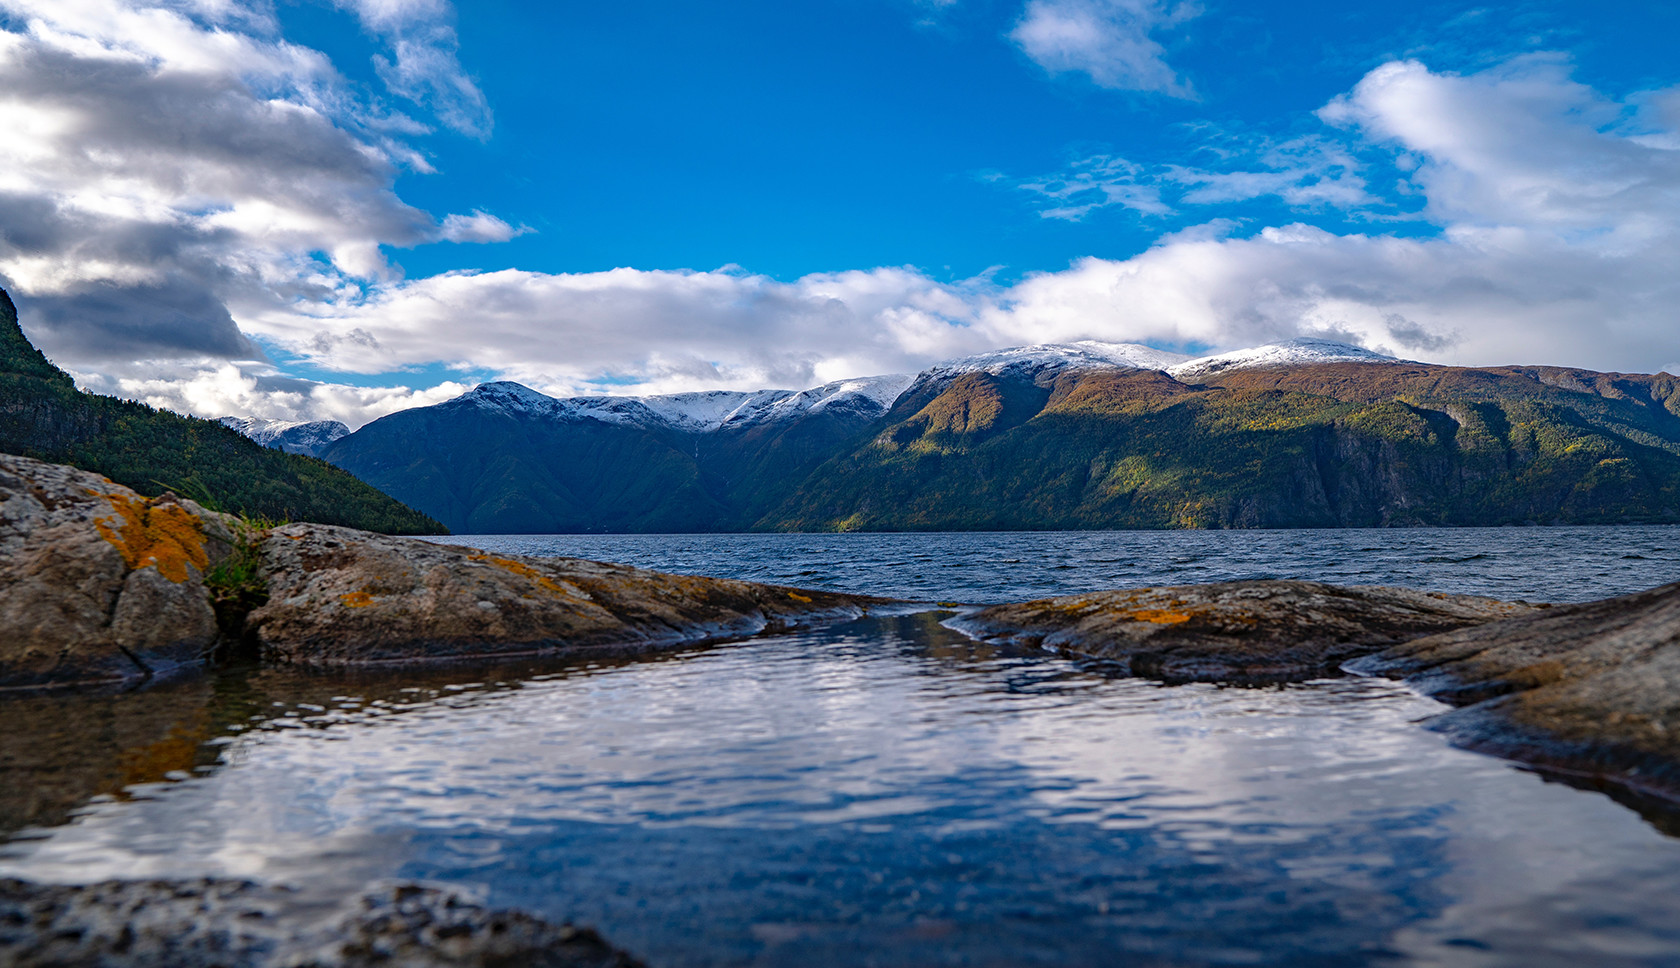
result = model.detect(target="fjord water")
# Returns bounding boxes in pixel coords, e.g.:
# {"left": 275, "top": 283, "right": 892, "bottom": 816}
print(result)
{"left": 5, "top": 528, "right": 1680, "bottom": 967}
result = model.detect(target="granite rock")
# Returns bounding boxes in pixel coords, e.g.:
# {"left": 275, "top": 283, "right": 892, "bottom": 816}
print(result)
{"left": 0, "top": 454, "right": 232, "bottom": 690}
{"left": 1351, "top": 581, "right": 1680, "bottom": 802}
{"left": 948, "top": 580, "right": 1539, "bottom": 683}
{"left": 245, "top": 523, "right": 887, "bottom": 667}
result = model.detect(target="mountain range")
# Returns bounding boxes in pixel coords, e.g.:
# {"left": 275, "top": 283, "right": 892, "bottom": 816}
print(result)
{"left": 240, "top": 337, "right": 1680, "bottom": 533}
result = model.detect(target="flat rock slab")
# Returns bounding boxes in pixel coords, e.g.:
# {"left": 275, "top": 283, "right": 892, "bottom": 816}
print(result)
{"left": 0, "top": 878, "right": 641, "bottom": 967}
{"left": 0, "top": 454, "right": 234, "bottom": 691}
{"left": 248, "top": 524, "right": 891, "bottom": 667}
{"left": 1351, "top": 581, "right": 1680, "bottom": 804}
{"left": 948, "top": 580, "right": 1539, "bottom": 684}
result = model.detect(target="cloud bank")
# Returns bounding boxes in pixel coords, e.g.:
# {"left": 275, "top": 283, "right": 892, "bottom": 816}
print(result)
{"left": 2, "top": 3, "right": 1678, "bottom": 429}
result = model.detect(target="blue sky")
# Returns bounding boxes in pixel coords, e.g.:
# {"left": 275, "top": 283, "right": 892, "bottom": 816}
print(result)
{"left": 1, "top": 0, "right": 1678, "bottom": 426}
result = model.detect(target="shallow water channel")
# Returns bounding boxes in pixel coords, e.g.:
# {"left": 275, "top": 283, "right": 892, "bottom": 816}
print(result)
{"left": 4, "top": 527, "right": 1680, "bottom": 966}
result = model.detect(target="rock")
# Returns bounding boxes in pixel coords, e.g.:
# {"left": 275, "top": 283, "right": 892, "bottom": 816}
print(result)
{"left": 0, "top": 454, "right": 233, "bottom": 691}
{"left": 245, "top": 523, "right": 888, "bottom": 667}
{"left": 1349, "top": 581, "right": 1680, "bottom": 803}
{"left": 0, "top": 453, "right": 893, "bottom": 686}
{"left": 0, "top": 878, "right": 642, "bottom": 967}
{"left": 947, "top": 580, "right": 1539, "bottom": 684}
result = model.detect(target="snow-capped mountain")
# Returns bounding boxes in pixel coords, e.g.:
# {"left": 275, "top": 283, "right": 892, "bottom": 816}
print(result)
{"left": 219, "top": 416, "right": 350, "bottom": 457}
{"left": 1168, "top": 338, "right": 1405, "bottom": 383}
{"left": 439, "top": 338, "right": 1407, "bottom": 434}
{"left": 923, "top": 341, "right": 1192, "bottom": 383}
{"left": 454, "top": 374, "right": 916, "bottom": 434}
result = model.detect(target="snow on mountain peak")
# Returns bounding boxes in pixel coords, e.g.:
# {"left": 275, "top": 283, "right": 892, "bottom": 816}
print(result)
{"left": 928, "top": 341, "right": 1192, "bottom": 382}
{"left": 219, "top": 415, "right": 350, "bottom": 457}
{"left": 450, "top": 374, "right": 916, "bottom": 434}
{"left": 441, "top": 337, "right": 1410, "bottom": 435}
{"left": 1168, "top": 338, "right": 1405, "bottom": 382}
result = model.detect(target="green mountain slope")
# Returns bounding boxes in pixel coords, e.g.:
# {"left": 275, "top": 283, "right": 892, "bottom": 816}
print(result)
{"left": 0, "top": 289, "right": 444, "bottom": 534}
{"left": 762, "top": 363, "right": 1680, "bottom": 530}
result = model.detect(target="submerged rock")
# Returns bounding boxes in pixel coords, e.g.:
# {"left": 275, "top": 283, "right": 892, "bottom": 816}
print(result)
{"left": 1350, "top": 581, "right": 1680, "bottom": 802}
{"left": 0, "top": 878, "right": 642, "bottom": 967}
{"left": 948, "top": 580, "right": 1538, "bottom": 684}
{"left": 246, "top": 524, "right": 887, "bottom": 667}
{"left": 0, "top": 454, "right": 234, "bottom": 691}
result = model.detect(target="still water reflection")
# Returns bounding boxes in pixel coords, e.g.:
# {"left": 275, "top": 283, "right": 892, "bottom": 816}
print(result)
{"left": 5, "top": 608, "right": 1680, "bottom": 966}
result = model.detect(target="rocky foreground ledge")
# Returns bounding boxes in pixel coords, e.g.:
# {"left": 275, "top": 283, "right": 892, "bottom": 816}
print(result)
{"left": 0, "top": 878, "right": 641, "bottom": 967}
{"left": 951, "top": 579, "right": 1680, "bottom": 809}
{"left": 947, "top": 580, "right": 1541, "bottom": 684}
{"left": 1350, "top": 581, "right": 1680, "bottom": 803}
{"left": 0, "top": 453, "right": 886, "bottom": 691}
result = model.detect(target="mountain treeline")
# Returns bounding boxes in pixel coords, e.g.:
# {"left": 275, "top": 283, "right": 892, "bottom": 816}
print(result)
{"left": 325, "top": 355, "right": 1680, "bottom": 533}
{"left": 0, "top": 289, "right": 445, "bottom": 534}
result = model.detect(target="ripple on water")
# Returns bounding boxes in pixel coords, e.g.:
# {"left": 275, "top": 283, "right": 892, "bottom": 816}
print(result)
{"left": 3, "top": 610, "right": 1680, "bottom": 966}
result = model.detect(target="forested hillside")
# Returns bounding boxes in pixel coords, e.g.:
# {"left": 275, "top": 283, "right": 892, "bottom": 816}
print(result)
{"left": 324, "top": 353, "right": 1680, "bottom": 533}
{"left": 0, "top": 289, "right": 444, "bottom": 534}
{"left": 764, "top": 363, "right": 1680, "bottom": 530}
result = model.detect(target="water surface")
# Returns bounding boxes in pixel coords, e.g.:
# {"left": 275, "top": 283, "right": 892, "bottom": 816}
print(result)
{"left": 443, "top": 525, "right": 1680, "bottom": 603}
{"left": 5, "top": 528, "right": 1680, "bottom": 966}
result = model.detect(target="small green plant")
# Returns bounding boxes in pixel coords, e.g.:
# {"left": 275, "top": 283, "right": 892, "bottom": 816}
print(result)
{"left": 205, "top": 511, "right": 279, "bottom": 648}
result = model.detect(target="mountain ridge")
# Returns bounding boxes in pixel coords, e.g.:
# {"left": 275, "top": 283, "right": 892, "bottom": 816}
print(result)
{"left": 318, "top": 340, "right": 1680, "bottom": 533}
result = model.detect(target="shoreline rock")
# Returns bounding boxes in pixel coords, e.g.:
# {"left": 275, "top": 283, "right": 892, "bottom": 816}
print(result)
{"left": 0, "top": 455, "right": 237, "bottom": 691}
{"left": 247, "top": 523, "right": 889, "bottom": 667}
{"left": 1350, "top": 581, "right": 1680, "bottom": 804}
{"left": 0, "top": 878, "right": 642, "bottom": 967}
{"left": 946, "top": 580, "right": 1539, "bottom": 684}
{"left": 0, "top": 453, "right": 891, "bottom": 690}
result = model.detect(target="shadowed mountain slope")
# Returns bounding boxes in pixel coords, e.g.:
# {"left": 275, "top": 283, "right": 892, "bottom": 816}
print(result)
{"left": 324, "top": 350, "right": 1680, "bottom": 533}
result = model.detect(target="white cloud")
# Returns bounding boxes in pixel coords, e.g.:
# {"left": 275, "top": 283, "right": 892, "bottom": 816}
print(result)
{"left": 1010, "top": 0, "right": 1199, "bottom": 96}
{"left": 7, "top": 5, "right": 1680, "bottom": 430}
{"left": 1012, "top": 134, "right": 1382, "bottom": 222}
{"left": 71, "top": 359, "right": 471, "bottom": 430}
{"left": 0, "top": 0, "right": 509, "bottom": 367}
{"left": 329, "top": 0, "right": 490, "bottom": 138}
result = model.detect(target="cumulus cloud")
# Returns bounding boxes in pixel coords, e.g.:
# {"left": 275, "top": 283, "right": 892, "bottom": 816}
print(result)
{"left": 0, "top": 0, "right": 509, "bottom": 372}
{"left": 70, "top": 359, "right": 471, "bottom": 431}
{"left": 6, "top": 3, "right": 1679, "bottom": 430}
{"left": 223, "top": 54, "right": 1680, "bottom": 419}
{"left": 1010, "top": 0, "right": 1199, "bottom": 96}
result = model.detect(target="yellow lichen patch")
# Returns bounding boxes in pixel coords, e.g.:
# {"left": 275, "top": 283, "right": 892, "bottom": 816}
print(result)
{"left": 340, "top": 590, "right": 376, "bottom": 609}
{"left": 91, "top": 491, "right": 209, "bottom": 583}
{"left": 469, "top": 554, "right": 573, "bottom": 597}
{"left": 787, "top": 591, "right": 813, "bottom": 603}
{"left": 1120, "top": 609, "right": 1193, "bottom": 625}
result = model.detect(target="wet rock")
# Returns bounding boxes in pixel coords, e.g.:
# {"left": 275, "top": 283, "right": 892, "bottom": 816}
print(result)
{"left": 0, "top": 454, "right": 232, "bottom": 691}
{"left": 246, "top": 524, "right": 888, "bottom": 667}
{"left": 0, "top": 878, "right": 642, "bottom": 967}
{"left": 947, "top": 580, "right": 1538, "bottom": 684}
{"left": 1350, "top": 581, "right": 1680, "bottom": 802}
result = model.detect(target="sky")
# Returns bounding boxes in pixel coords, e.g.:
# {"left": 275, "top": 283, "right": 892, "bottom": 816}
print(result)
{"left": 1, "top": 0, "right": 1678, "bottom": 428}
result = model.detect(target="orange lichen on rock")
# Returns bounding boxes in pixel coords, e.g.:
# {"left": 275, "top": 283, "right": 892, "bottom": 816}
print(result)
{"left": 1120, "top": 609, "right": 1193, "bottom": 625}
{"left": 787, "top": 591, "right": 813, "bottom": 603}
{"left": 90, "top": 490, "right": 209, "bottom": 583}
{"left": 469, "top": 554, "right": 573, "bottom": 597}
{"left": 340, "top": 590, "right": 376, "bottom": 608}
